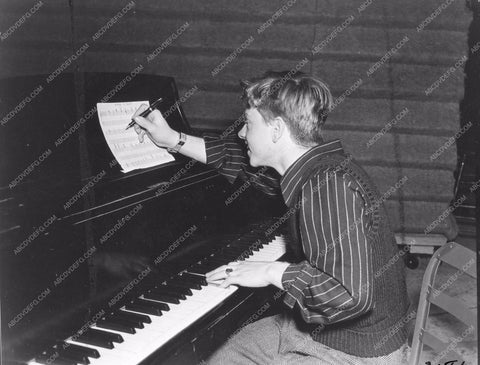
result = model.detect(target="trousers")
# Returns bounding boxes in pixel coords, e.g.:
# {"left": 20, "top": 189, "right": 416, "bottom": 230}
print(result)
{"left": 206, "top": 313, "right": 410, "bottom": 365}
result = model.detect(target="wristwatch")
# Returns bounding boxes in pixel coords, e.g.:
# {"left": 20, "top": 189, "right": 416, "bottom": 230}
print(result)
{"left": 167, "top": 132, "right": 187, "bottom": 153}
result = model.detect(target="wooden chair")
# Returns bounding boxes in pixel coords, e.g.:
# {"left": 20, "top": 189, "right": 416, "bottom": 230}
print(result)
{"left": 409, "top": 242, "right": 477, "bottom": 364}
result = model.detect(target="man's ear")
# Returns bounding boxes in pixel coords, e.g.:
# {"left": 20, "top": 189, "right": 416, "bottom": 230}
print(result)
{"left": 270, "top": 117, "right": 286, "bottom": 143}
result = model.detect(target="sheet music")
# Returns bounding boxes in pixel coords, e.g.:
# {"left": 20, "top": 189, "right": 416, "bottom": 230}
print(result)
{"left": 97, "top": 101, "right": 175, "bottom": 173}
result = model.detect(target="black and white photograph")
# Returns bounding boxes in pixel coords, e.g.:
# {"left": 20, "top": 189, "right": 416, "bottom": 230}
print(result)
{"left": 0, "top": 0, "right": 478, "bottom": 364}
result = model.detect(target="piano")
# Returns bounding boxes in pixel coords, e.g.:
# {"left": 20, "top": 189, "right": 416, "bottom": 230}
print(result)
{"left": 0, "top": 73, "right": 289, "bottom": 365}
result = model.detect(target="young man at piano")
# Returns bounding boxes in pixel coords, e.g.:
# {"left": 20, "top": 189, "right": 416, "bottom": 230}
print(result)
{"left": 133, "top": 72, "right": 411, "bottom": 364}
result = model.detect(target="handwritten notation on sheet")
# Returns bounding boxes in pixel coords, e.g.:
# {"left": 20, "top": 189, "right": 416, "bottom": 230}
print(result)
{"left": 97, "top": 101, "right": 174, "bottom": 173}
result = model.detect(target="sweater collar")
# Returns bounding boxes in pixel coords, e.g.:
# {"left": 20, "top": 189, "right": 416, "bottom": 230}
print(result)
{"left": 280, "top": 139, "right": 344, "bottom": 206}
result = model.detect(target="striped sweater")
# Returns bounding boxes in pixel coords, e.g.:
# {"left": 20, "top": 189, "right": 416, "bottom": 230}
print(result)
{"left": 204, "top": 134, "right": 410, "bottom": 357}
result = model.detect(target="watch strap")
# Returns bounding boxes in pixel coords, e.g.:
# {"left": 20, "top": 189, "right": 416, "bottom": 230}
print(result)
{"left": 167, "top": 132, "right": 187, "bottom": 153}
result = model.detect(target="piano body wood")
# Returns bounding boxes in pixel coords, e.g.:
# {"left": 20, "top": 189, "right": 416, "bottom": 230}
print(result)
{"left": 0, "top": 73, "right": 287, "bottom": 365}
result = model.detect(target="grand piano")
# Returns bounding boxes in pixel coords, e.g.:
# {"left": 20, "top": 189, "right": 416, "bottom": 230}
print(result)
{"left": 0, "top": 73, "right": 288, "bottom": 364}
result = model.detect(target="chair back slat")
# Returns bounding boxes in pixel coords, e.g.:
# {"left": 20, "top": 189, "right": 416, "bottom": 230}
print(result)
{"left": 429, "top": 290, "right": 477, "bottom": 332}
{"left": 439, "top": 245, "right": 476, "bottom": 278}
{"left": 422, "top": 331, "right": 462, "bottom": 362}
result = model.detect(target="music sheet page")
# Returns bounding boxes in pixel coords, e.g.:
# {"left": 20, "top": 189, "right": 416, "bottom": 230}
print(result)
{"left": 97, "top": 101, "right": 175, "bottom": 173}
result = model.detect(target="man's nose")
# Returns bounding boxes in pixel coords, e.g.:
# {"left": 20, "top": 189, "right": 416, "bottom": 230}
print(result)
{"left": 238, "top": 124, "right": 246, "bottom": 139}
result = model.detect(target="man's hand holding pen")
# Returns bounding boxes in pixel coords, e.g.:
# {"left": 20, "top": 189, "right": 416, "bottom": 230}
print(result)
{"left": 132, "top": 104, "right": 179, "bottom": 149}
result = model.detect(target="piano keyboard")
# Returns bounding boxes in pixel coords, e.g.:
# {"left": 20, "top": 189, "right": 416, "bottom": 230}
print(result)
{"left": 29, "top": 234, "right": 287, "bottom": 365}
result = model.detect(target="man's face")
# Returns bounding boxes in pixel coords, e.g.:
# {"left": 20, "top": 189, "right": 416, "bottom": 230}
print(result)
{"left": 238, "top": 108, "right": 274, "bottom": 167}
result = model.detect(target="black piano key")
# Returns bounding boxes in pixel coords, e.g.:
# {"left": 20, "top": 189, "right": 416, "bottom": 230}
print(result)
{"left": 75, "top": 328, "right": 124, "bottom": 349}
{"left": 149, "top": 286, "right": 187, "bottom": 300}
{"left": 155, "top": 284, "right": 192, "bottom": 297}
{"left": 96, "top": 318, "right": 136, "bottom": 334}
{"left": 59, "top": 348, "right": 91, "bottom": 365}
{"left": 35, "top": 353, "right": 77, "bottom": 365}
{"left": 113, "top": 309, "right": 151, "bottom": 324}
{"left": 125, "top": 300, "right": 164, "bottom": 316}
{"left": 143, "top": 291, "right": 181, "bottom": 304}
{"left": 56, "top": 342, "right": 100, "bottom": 359}
{"left": 181, "top": 272, "right": 207, "bottom": 285}
{"left": 138, "top": 298, "right": 170, "bottom": 311}
{"left": 106, "top": 314, "right": 145, "bottom": 329}
{"left": 167, "top": 279, "right": 202, "bottom": 290}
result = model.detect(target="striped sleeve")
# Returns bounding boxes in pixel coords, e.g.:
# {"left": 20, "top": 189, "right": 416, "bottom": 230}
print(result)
{"left": 203, "top": 133, "right": 280, "bottom": 196}
{"left": 281, "top": 171, "right": 374, "bottom": 325}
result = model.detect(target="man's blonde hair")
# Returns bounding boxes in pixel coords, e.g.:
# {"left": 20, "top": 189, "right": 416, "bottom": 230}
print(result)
{"left": 242, "top": 71, "right": 333, "bottom": 146}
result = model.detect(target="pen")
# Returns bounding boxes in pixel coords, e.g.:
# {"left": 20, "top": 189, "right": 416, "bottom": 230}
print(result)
{"left": 125, "top": 97, "right": 163, "bottom": 130}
